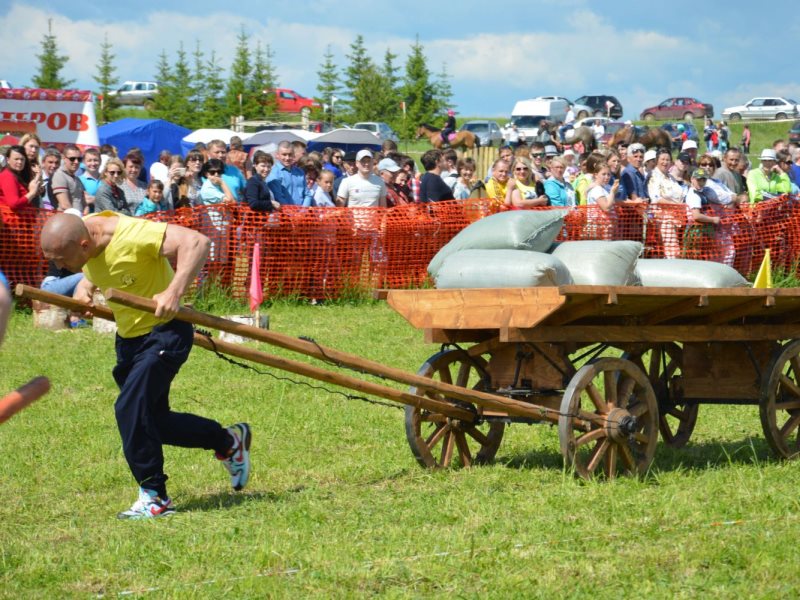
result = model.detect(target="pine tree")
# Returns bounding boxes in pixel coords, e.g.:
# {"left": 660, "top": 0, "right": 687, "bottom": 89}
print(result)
{"left": 381, "top": 48, "right": 402, "bottom": 128}
{"left": 432, "top": 62, "right": 455, "bottom": 117}
{"left": 171, "top": 42, "right": 195, "bottom": 127}
{"left": 260, "top": 44, "right": 279, "bottom": 118}
{"left": 400, "top": 36, "right": 436, "bottom": 138}
{"left": 350, "top": 64, "right": 395, "bottom": 122}
{"left": 200, "top": 51, "right": 227, "bottom": 128}
{"left": 32, "top": 18, "right": 74, "bottom": 89}
{"left": 316, "top": 45, "right": 339, "bottom": 124}
{"left": 248, "top": 41, "right": 272, "bottom": 120}
{"left": 93, "top": 34, "right": 119, "bottom": 124}
{"left": 191, "top": 41, "right": 207, "bottom": 111}
{"left": 225, "top": 27, "right": 257, "bottom": 119}
{"left": 151, "top": 50, "right": 176, "bottom": 120}
{"left": 343, "top": 35, "right": 372, "bottom": 118}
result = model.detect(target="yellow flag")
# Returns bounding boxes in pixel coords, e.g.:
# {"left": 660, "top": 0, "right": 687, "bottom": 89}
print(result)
{"left": 753, "top": 248, "right": 772, "bottom": 289}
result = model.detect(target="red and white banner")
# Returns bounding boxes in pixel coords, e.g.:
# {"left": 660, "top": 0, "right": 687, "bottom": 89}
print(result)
{"left": 0, "top": 88, "right": 99, "bottom": 149}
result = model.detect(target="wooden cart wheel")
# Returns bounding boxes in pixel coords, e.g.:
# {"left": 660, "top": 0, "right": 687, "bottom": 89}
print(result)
{"left": 625, "top": 344, "right": 698, "bottom": 448}
{"left": 759, "top": 340, "right": 800, "bottom": 459}
{"left": 558, "top": 357, "right": 658, "bottom": 479}
{"left": 405, "top": 349, "right": 505, "bottom": 469}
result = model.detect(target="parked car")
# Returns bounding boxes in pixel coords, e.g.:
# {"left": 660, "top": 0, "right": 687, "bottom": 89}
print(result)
{"left": 640, "top": 97, "right": 714, "bottom": 122}
{"left": 353, "top": 121, "right": 399, "bottom": 143}
{"left": 263, "top": 88, "right": 320, "bottom": 114}
{"left": 722, "top": 97, "right": 800, "bottom": 121}
{"left": 660, "top": 122, "right": 700, "bottom": 151}
{"left": 789, "top": 121, "right": 800, "bottom": 144}
{"left": 459, "top": 120, "right": 503, "bottom": 147}
{"left": 106, "top": 81, "right": 159, "bottom": 108}
{"left": 573, "top": 95, "right": 623, "bottom": 119}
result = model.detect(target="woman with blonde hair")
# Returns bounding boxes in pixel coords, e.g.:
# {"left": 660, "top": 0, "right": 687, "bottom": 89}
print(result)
{"left": 506, "top": 157, "right": 548, "bottom": 209}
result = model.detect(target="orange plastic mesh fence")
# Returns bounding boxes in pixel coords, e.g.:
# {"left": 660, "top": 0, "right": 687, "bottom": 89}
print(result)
{"left": 2, "top": 196, "right": 799, "bottom": 301}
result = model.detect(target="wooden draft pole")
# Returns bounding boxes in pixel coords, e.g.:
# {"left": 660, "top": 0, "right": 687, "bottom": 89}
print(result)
{"left": 103, "top": 288, "right": 567, "bottom": 424}
{"left": 15, "top": 285, "right": 473, "bottom": 421}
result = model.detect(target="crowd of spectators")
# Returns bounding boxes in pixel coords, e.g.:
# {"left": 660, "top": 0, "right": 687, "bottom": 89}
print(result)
{"left": 2, "top": 128, "right": 800, "bottom": 296}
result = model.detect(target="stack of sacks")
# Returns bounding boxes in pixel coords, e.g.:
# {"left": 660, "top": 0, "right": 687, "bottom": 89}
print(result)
{"left": 429, "top": 211, "right": 572, "bottom": 288}
{"left": 429, "top": 211, "right": 749, "bottom": 289}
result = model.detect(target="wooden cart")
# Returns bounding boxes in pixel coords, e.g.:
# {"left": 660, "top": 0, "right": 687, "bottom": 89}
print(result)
{"left": 18, "top": 284, "right": 800, "bottom": 480}
{"left": 388, "top": 285, "right": 800, "bottom": 478}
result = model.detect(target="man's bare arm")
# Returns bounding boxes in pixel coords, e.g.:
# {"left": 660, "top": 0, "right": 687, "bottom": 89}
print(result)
{"left": 153, "top": 224, "right": 210, "bottom": 319}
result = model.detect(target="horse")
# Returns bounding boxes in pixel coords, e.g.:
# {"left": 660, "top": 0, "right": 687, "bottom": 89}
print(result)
{"left": 416, "top": 123, "right": 479, "bottom": 150}
{"left": 542, "top": 122, "right": 596, "bottom": 155}
{"left": 609, "top": 125, "right": 672, "bottom": 150}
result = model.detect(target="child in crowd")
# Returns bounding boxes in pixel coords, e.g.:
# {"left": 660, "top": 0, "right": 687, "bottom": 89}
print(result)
{"left": 314, "top": 169, "right": 336, "bottom": 207}
{"left": 453, "top": 157, "right": 476, "bottom": 200}
{"left": 134, "top": 180, "right": 168, "bottom": 216}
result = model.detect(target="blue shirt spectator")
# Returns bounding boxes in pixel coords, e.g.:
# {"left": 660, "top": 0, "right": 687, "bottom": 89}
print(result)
{"left": 266, "top": 141, "right": 313, "bottom": 206}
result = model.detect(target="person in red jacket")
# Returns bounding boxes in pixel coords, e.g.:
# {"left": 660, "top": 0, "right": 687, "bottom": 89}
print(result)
{"left": 0, "top": 145, "right": 42, "bottom": 211}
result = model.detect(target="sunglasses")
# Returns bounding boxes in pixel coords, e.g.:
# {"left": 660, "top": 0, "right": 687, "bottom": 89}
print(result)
{"left": 66, "top": 156, "right": 82, "bottom": 162}
{"left": 207, "top": 169, "right": 221, "bottom": 175}
{"left": 514, "top": 167, "right": 530, "bottom": 171}
{"left": 531, "top": 152, "right": 545, "bottom": 158}
{"left": 699, "top": 163, "right": 714, "bottom": 167}
{"left": 106, "top": 170, "right": 121, "bottom": 176}
{"left": 187, "top": 156, "right": 202, "bottom": 162}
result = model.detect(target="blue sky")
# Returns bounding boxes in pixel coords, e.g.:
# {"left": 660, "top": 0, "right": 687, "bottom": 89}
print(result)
{"left": 2, "top": 0, "right": 799, "bottom": 121}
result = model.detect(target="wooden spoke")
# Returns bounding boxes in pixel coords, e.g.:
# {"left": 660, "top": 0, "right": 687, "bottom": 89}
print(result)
{"left": 586, "top": 439, "right": 610, "bottom": 475}
{"left": 618, "top": 442, "right": 637, "bottom": 471}
{"left": 778, "top": 413, "right": 800, "bottom": 440}
{"left": 425, "top": 423, "right": 449, "bottom": 448}
{"left": 575, "top": 428, "right": 606, "bottom": 448}
{"left": 440, "top": 429, "right": 455, "bottom": 465}
{"left": 604, "top": 443, "right": 618, "bottom": 479}
{"left": 760, "top": 340, "right": 800, "bottom": 459}
{"left": 778, "top": 374, "right": 800, "bottom": 399}
{"left": 604, "top": 370, "right": 618, "bottom": 408}
{"left": 454, "top": 431, "right": 473, "bottom": 467}
{"left": 586, "top": 382, "right": 607, "bottom": 413}
{"left": 405, "top": 350, "right": 505, "bottom": 469}
{"left": 465, "top": 426, "right": 491, "bottom": 446}
{"left": 559, "top": 357, "right": 658, "bottom": 480}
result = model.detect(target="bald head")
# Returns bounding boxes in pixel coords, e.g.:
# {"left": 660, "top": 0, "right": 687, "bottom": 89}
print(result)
{"left": 41, "top": 214, "right": 91, "bottom": 271}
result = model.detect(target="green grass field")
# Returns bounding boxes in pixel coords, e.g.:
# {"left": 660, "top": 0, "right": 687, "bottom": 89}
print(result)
{"left": 3, "top": 301, "right": 800, "bottom": 597}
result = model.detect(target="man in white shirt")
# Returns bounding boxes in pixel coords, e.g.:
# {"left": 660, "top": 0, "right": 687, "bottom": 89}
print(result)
{"left": 335, "top": 149, "right": 387, "bottom": 208}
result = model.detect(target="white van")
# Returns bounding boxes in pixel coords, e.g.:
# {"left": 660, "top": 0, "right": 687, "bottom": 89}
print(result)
{"left": 503, "top": 96, "right": 571, "bottom": 141}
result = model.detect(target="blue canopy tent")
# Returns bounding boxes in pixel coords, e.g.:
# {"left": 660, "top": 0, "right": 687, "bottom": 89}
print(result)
{"left": 98, "top": 118, "right": 191, "bottom": 170}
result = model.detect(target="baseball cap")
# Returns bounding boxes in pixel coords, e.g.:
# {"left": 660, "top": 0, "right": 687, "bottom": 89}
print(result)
{"left": 644, "top": 149, "right": 657, "bottom": 163}
{"left": 563, "top": 149, "right": 575, "bottom": 157}
{"left": 355, "top": 149, "right": 373, "bottom": 161}
{"left": 628, "top": 143, "right": 646, "bottom": 154}
{"left": 691, "top": 167, "right": 708, "bottom": 179}
{"left": 377, "top": 158, "right": 400, "bottom": 172}
{"left": 677, "top": 151, "right": 692, "bottom": 163}
{"left": 681, "top": 140, "right": 698, "bottom": 151}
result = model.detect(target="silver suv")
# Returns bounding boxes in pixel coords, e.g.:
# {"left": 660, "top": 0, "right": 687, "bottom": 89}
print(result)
{"left": 107, "top": 81, "right": 159, "bottom": 108}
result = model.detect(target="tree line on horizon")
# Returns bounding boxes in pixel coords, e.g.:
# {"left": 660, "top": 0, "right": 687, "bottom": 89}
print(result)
{"left": 30, "top": 21, "right": 455, "bottom": 138}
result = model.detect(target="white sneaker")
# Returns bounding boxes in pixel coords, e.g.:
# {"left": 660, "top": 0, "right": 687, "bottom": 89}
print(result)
{"left": 216, "top": 423, "right": 252, "bottom": 491}
{"left": 117, "top": 488, "right": 175, "bottom": 520}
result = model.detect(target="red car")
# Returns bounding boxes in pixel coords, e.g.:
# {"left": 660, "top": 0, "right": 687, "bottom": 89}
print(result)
{"left": 263, "top": 88, "right": 320, "bottom": 114}
{"left": 640, "top": 97, "right": 714, "bottom": 122}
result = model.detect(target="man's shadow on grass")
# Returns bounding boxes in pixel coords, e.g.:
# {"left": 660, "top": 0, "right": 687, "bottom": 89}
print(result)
{"left": 496, "top": 436, "right": 779, "bottom": 474}
{"left": 180, "top": 485, "right": 307, "bottom": 512}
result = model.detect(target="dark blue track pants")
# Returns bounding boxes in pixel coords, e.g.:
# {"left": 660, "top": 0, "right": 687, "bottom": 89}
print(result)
{"left": 112, "top": 319, "right": 230, "bottom": 497}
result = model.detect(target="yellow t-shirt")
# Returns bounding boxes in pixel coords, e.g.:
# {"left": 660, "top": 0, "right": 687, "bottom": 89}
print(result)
{"left": 83, "top": 211, "right": 173, "bottom": 338}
